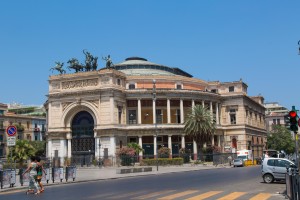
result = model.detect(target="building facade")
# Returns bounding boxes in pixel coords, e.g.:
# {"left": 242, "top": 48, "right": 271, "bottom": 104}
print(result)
{"left": 45, "top": 57, "right": 267, "bottom": 163}
{"left": 0, "top": 103, "right": 46, "bottom": 158}
{"left": 264, "top": 102, "right": 289, "bottom": 132}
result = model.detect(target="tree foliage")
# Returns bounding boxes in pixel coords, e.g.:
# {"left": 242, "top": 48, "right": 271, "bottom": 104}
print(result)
{"left": 184, "top": 105, "right": 215, "bottom": 145}
{"left": 8, "top": 140, "right": 36, "bottom": 166}
{"left": 267, "top": 125, "right": 295, "bottom": 154}
{"left": 29, "top": 141, "right": 46, "bottom": 157}
{"left": 127, "top": 142, "right": 143, "bottom": 155}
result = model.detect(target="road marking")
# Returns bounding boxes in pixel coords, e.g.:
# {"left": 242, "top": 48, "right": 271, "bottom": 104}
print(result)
{"left": 107, "top": 191, "right": 146, "bottom": 199}
{"left": 132, "top": 190, "right": 175, "bottom": 199}
{"left": 0, "top": 189, "right": 25, "bottom": 195}
{"left": 158, "top": 190, "right": 198, "bottom": 200}
{"left": 217, "top": 192, "right": 246, "bottom": 200}
{"left": 249, "top": 193, "right": 272, "bottom": 200}
{"left": 185, "top": 191, "right": 223, "bottom": 200}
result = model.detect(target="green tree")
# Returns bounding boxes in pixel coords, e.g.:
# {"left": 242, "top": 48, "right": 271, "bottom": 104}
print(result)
{"left": 29, "top": 141, "right": 46, "bottom": 157}
{"left": 8, "top": 140, "right": 36, "bottom": 167}
{"left": 184, "top": 105, "right": 215, "bottom": 150}
{"left": 267, "top": 125, "right": 295, "bottom": 154}
{"left": 127, "top": 142, "right": 143, "bottom": 155}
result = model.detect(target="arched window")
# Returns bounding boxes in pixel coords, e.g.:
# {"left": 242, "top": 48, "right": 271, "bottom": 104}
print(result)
{"left": 129, "top": 83, "right": 135, "bottom": 89}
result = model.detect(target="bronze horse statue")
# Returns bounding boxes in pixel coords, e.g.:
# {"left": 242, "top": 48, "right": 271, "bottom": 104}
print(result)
{"left": 50, "top": 62, "right": 66, "bottom": 74}
{"left": 67, "top": 58, "right": 84, "bottom": 73}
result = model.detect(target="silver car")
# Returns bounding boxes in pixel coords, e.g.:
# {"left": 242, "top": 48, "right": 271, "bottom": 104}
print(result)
{"left": 233, "top": 159, "right": 244, "bottom": 167}
{"left": 261, "top": 158, "right": 296, "bottom": 183}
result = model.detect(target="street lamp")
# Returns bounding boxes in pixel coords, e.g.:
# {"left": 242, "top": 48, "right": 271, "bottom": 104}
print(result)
{"left": 153, "top": 79, "right": 158, "bottom": 171}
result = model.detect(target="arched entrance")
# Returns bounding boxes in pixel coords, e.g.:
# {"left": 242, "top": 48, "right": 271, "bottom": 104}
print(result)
{"left": 71, "top": 111, "right": 95, "bottom": 165}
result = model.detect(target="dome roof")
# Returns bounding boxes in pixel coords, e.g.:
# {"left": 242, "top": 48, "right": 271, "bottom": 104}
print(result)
{"left": 114, "top": 57, "right": 192, "bottom": 77}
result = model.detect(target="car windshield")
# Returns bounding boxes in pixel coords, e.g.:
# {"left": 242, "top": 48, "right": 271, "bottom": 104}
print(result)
{"left": 234, "top": 159, "right": 241, "bottom": 162}
{"left": 238, "top": 156, "right": 247, "bottom": 159}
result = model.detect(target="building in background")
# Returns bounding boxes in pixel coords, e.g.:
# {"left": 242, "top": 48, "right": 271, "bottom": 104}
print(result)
{"left": 45, "top": 57, "right": 267, "bottom": 164}
{"left": 0, "top": 103, "right": 46, "bottom": 158}
{"left": 264, "top": 102, "right": 289, "bottom": 132}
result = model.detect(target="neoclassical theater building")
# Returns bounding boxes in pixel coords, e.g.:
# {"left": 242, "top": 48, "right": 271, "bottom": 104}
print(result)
{"left": 45, "top": 57, "right": 267, "bottom": 163}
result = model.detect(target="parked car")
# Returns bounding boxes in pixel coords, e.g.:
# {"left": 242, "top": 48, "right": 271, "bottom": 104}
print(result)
{"left": 233, "top": 159, "right": 244, "bottom": 167}
{"left": 261, "top": 157, "right": 296, "bottom": 183}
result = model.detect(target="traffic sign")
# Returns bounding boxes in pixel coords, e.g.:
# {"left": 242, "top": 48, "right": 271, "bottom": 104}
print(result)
{"left": 6, "top": 125, "right": 17, "bottom": 137}
{"left": 7, "top": 136, "right": 16, "bottom": 146}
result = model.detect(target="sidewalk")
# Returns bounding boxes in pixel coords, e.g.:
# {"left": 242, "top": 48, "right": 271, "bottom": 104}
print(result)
{"left": 0, "top": 163, "right": 230, "bottom": 193}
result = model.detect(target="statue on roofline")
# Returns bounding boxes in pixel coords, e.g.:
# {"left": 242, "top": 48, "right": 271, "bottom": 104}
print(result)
{"left": 50, "top": 62, "right": 66, "bottom": 74}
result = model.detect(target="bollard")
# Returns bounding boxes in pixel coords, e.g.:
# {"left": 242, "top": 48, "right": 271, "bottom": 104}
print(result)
{"left": 0, "top": 170, "right": 3, "bottom": 189}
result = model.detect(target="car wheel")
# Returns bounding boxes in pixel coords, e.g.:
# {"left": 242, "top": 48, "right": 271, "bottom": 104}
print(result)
{"left": 263, "top": 174, "right": 274, "bottom": 183}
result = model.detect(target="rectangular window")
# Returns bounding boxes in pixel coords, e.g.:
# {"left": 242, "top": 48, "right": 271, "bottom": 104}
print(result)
{"left": 27, "top": 121, "right": 30, "bottom": 129}
{"left": 0, "top": 121, "right": 3, "bottom": 129}
{"left": 273, "top": 119, "right": 276, "bottom": 124}
{"left": 128, "top": 110, "right": 137, "bottom": 124}
{"left": 277, "top": 119, "right": 280, "bottom": 125}
{"left": 156, "top": 109, "right": 163, "bottom": 124}
{"left": 229, "top": 86, "right": 235, "bottom": 92}
{"left": 0, "top": 135, "right": 3, "bottom": 142}
{"left": 129, "top": 84, "right": 135, "bottom": 89}
{"left": 42, "top": 124, "right": 45, "bottom": 132}
{"left": 176, "top": 84, "right": 182, "bottom": 90}
{"left": 230, "top": 114, "right": 236, "bottom": 124}
{"left": 35, "top": 123, "right": 38, "bottom": 128}
{"left": 0, "top": 110, "right": 3, "bottom": 115}
{"left": 176, "top": 109, "right": 181, "bottom": 123}
{"left": 211, "top": 89, "right": 217, "bottom": 93}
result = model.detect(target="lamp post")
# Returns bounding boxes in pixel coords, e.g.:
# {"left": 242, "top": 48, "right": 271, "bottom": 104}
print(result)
{"left": 153, "top": 79, "right": 158, "bottom": 171}
{"left": 98, "top": 142, "right": 102, "bottom": 168}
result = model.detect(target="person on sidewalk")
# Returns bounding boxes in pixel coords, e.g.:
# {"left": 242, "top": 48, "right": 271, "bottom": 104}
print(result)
{"left": 36, "top": 156, "right": 47, "bottom": 192}
{"left": 22, "top": 156, "right": 40, "bottom": 195}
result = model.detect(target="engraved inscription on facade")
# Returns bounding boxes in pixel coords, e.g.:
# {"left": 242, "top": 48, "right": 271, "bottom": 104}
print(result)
{"left": 101, "top": 77, "right": 110, "bottom": 84}
{"left": 62, "top": 79, "right": 98, "bottom": 89}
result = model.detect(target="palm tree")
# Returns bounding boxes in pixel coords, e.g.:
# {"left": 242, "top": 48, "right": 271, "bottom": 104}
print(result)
{"left": 184, "top": 105, "right": 216, "bottom": 152}
{"left": 8, "top": 140, "right": 36, "bottom": 167}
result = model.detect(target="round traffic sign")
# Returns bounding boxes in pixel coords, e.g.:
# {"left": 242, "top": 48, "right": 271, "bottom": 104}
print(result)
{"left": 6, "top": 125, "right": 17, "bottom": 136}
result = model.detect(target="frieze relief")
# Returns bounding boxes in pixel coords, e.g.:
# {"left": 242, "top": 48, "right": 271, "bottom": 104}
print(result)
{"left": 51, "top": 83, "right": 60, "bottom": 90}
{"left": 62, "top": 78, "right": 98, "bottom": 89}
{"left": 101, "top": 76, "right": 110, "bottom": 84}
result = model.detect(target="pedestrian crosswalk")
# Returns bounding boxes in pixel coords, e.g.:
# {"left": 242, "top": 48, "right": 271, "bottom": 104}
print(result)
{"left": 87, "top": 189, "right": 282, "bottom": 200}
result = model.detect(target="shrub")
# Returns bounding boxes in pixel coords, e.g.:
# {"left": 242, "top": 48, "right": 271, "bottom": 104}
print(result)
{"left": 116, "top": 147, "right": 136, "bottom": 166}
{"left": 158, "top": 147, "right": 171, "bottom": 158}
{"left": 141, "top": 158, "right": 183, "bottom": 166}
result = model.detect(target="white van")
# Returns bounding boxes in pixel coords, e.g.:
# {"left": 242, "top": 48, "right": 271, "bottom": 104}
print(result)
{"left": 237, "top": 149, "right": 252, "bottom": 161}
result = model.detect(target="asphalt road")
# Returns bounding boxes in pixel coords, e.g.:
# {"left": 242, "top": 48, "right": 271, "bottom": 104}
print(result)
{"left": 0, "top": 166, "right": 286, "bottom": 200}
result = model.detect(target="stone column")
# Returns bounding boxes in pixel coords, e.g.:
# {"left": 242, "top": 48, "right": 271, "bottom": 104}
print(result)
{"left": 48, "top": 139, "right": 52, "bottom": 158}
{"left": 154, "top": 135, "right": 157, "bottom": 158}
{"left": 110, "top": 96, "right": 115, "bottom": 124}
{"left": 95, "top": 137, "right": 100, "bottom": 159}
{"left": 218, "top": 135, "right": 221, "bottom": 147}
{"left": 67, "top": 139, "right": 72, "bottom": 158}
{"left": 202, "top": 100, "right": 205, "bottom": 108}
{"left": 110, "top": 136, "right": 116, "bottom": 157}
{"left": 180, "top": 99, "right": 184, "bottom": 123}
{"left": 167, "top": 99, "right": 171, "bottom": 124}
{"left": 192, "top": 99, "right": 195, "bottom": 108}
{"left": 138, "top": 136, "right": 143, "bottom": 160}
{"left": 181, "top": 135, "right": 185, "bottom": 149}
{"left": 60, "top": 139, "right": 66, "bottom": 165}
{"left": 216, "top": 103, "right": 219, "bottom": 125}
{"left": 210, "top": 101, "right": 213, "bottom": 116}
{"left": 193, "top": 139, "right": 198, "bottom": 160}
{"left": 168, "top": 135, "right": 172, "bottom": 158}
{"left": 138, "top": 99, "right": 142, "bottom": 124}
{"left": 153, "top": 99, "right": 156, "bottom": 124}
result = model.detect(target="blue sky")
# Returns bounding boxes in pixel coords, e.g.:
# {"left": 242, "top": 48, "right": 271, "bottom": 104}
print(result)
{"left": 1, "top": 1, "right": 299, "bottom": 110}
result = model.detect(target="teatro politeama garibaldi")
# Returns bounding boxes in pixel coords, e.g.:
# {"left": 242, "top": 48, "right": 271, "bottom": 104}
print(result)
{"left": 45, "top": 57, "right": 266, "bottom": 165}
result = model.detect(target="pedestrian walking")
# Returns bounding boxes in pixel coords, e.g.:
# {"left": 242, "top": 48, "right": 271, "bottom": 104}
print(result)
{"left": 22, "top": 156, "right": 40, "bottom": 195}
{"left": 36, "top": 156, "right": 47, "bottom": 192}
